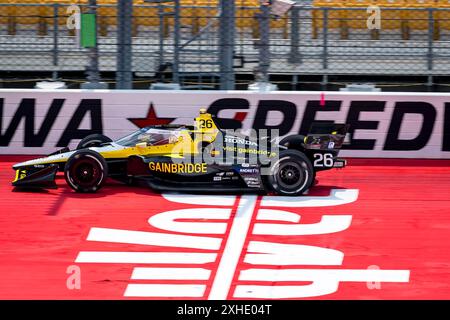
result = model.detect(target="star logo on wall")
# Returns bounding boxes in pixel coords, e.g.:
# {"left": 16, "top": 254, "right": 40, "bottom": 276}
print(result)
{"left": 128, "top": 104, "right": 176, "bottom": 128}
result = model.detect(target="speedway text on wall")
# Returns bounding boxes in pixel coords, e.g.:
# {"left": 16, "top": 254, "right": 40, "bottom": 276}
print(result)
{"left": 0, "top": 89, "right": 449, "bottom": 159}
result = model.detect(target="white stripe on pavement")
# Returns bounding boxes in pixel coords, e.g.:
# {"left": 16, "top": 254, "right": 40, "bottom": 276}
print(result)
{"left": 208, "top": 195, "right": 258, "bottom": 300}
{"left": 131, "top": 267, "right": 211, "bottom": 280}
{"left": 75, "top": 252, "right": 217, "bottom": 264}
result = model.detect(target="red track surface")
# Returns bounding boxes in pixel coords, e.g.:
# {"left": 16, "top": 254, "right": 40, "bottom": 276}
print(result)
{"left": 0, "top": 156, "right": 449, "bottom": 300}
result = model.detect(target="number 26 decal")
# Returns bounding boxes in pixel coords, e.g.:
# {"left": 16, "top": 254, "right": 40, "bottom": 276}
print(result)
{"left": 199, "top": 119, "right": 213, "bottom": 129}
{"left": 314, "top": 153, "right": 334, "bottom": 167}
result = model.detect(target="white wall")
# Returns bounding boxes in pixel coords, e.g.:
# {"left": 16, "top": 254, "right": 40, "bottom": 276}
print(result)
{"left": 1, "top": 89, "right": 449, "bottom": 158}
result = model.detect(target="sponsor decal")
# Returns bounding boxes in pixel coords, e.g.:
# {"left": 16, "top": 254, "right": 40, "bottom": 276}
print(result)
{"left": 243, "top": 177, "right": 261, "bottom": 187}
{"left": 223, "top": 146, "right": 277, "bottom": 157}
{"left": 12, "top": 169, "right": 26, "bottom": 182}
{"left": 239, "top": 168, "right": 259, "bottom": 174}
{"left": 149, "top": 162, "right": 207, "bottom": 174}
{"left": 224, "top": 136, "right": 258, "bottom": 147}
{"left": 75, "top": 190, "right": 410, "bottom": 299}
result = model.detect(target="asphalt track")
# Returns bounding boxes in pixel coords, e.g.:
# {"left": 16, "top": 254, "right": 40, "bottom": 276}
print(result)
{"left": 0, "top": 156, "right": 449, "bottom": 300}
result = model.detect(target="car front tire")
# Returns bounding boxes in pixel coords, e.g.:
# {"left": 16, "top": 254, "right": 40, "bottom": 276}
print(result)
{"left": 64, "top": 150, "right": 108, "bottom": 193}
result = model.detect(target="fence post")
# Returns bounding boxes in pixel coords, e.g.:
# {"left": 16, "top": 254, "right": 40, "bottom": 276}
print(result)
{"left": 340, "top": 8, "right": 348, "bottom": 40}
{"left": 312, "top": 6, "right": 317, "bottom": 39}
{"left": 7, "top": 5, "right": 17, "bottom": 35}
{"left": 219, "top": 0, "right": 235, "bottom": 90}
{"left": 252, "top": 13, "right": 260, "bottom": 38}
{"left": 427, "top": 8, "right": 434, "bottom": 92}
{"left": 288, "top": 5, "right": 301, "bottom": 64}
{"left": 173, "top": 0, "right": 180, "bottom": 84}
{"left": 82, "top": 0, "right": 107, "bottom": 88}
{"left": 38, "top": 6, "right": 48, "bottom": 36}
{"left": 427, "top": 8, "right": 434, "bottom": 72}
{"left": 116, "top": 0, "right": 133, "bottom": 89}
{"left": 323, "top": 7, "right": 328, "bottom": 70}
{"left": 434, "top": 10, "right": 440, "bottom": 41}
{"left": 53, "top": 3, "right": 59, "bottom": 67}
{"left": 158, "top": 3, "right": 165, "bottom": 68}
{"left": 99, "top": 16, "right": 108, "bottom": 37}
{"left": 192, "top": 7, "right": 200, "bottom": 35}
{"left": 258, "top": 2, "right": 271, "bottom": 84}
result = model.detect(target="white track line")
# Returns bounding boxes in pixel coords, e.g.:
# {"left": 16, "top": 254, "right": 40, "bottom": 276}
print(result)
{"left": 208, "top": 195, "right": 258, "bottom": 300}
{"left": 86, "top": 227, "right": 221, "bottom": 250}
{"left": 125, "top": 284, "right": 206, "bottom": 298}
{"left": 239, "top": 269, "right": 411, "bottom": 282}
{"left": 261, "top": 189, "right": 359, "bottom": 207}
{"left": 75, "top": 251, "right": 217, "bottom": 264}
{"left": 131, "top": 267, "right": 211, "bottom": 280}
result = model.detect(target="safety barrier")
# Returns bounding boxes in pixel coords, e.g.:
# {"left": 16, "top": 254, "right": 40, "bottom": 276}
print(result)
{"left": 0, "top": 89, "right": 449, "bottom": 159}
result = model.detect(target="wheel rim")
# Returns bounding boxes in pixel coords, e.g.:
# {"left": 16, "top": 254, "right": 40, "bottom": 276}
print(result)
{"left": 69, "top": 157, "right": 102, "bottom": 189}
{"left": 276, "top": 161, "right": 305, "bottom": 190}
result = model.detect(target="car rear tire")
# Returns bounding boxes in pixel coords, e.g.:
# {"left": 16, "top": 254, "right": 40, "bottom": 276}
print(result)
{"left": 64, "top": 150, "right": 108, "bottom": 193}
{"left": 77, "top": 134, "right": 112, "bottom": 150}
{"left": 265, "top": 149, "right": 313, "bottom": 196}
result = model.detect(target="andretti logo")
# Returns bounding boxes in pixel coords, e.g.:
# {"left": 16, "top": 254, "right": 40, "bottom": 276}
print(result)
{"left": 75, "top": 190, "right": 410, "bottom": 299}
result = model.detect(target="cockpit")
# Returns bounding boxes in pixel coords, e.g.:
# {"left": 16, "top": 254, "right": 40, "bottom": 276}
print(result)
{"left": 115, "top": 127, "right": 185, "bottom": 147}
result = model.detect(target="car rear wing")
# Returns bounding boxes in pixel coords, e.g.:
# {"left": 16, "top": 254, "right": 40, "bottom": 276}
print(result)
{"left": 304, "top": 122, "right": 350, "bottom": 150}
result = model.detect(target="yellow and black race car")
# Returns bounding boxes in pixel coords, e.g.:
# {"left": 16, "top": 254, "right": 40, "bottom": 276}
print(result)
{"left": 12, "top": 109, "right": 349, "bottom": 196}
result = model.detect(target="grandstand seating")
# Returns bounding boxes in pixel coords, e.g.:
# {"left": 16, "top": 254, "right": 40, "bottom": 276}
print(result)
{"left": 2, "top": 1, "right": 448, "bottom": 40}
{"left": 312, "top": 0, "right": 450, "bottom": 40}
{"left": 0, "top": 0, "right": 288, "bottom": 38}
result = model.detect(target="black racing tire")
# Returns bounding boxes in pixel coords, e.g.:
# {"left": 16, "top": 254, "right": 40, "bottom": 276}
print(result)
{"left": 265, "top": 149, "right": 314, "bottom": 196}
{"left": 77, "top": 134, "right": 112, "bottom": 150}
{"left": 64, "top": 150, "right": 108, "bottom": 193}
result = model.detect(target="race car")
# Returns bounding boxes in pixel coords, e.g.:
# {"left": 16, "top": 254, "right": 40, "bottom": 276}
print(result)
{"left": 12, "top": 109, "right": 349, "bottom": 196}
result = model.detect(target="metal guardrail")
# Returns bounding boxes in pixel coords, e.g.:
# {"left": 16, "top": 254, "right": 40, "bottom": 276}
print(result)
{"left": 0, "top": 2, "right": 449, "bottom": 89}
